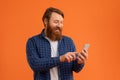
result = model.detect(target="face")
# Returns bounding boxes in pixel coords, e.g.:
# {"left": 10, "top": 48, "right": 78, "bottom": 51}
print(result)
{"left": 45, "top": 12, "right": 64, "bottom": 41}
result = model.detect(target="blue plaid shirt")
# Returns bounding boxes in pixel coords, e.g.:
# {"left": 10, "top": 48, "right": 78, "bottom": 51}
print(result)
{"left": 26, "top": 29, "right": 84, "bottom": 80}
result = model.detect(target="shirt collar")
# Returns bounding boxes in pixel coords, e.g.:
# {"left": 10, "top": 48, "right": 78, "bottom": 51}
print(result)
{"left": 40, "top": 29, "right": 46, "bottom": 38}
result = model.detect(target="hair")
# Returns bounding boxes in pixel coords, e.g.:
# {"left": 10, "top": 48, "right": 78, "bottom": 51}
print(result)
{"left": 42, "top": 7, "right": 64, "bottom": 25}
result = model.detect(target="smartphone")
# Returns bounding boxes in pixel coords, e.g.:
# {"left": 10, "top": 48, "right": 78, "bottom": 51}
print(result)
{"left": 76, "top": 44, "right": 90, "bottom": 58}
{"left": 82, "top": 44, "right": 90, "bottom": 51}
{"left": 76, "top": 44, "right": 90, "bottom": 59}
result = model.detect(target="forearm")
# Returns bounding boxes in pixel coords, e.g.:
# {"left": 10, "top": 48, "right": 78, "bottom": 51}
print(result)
{"left": 72, "top": 60, "right": 84, "bottom": 73}
{"left": 26, "top": 38, "right": 61, "bottom": 72}
{"left": 27, "top": 56, "right": 60, "bottom": 72}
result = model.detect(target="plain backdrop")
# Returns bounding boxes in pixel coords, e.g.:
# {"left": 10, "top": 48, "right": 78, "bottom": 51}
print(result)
{"left": 0, "top": 0, "right": 120, "bottom": 80}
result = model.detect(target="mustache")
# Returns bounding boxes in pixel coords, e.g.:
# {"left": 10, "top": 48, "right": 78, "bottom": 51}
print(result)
{"left": 54, "top": 26, "right": 62, "bottom": 31}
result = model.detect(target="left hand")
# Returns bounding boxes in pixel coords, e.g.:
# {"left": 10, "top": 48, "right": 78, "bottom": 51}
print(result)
{"left": 77, "top": 49, "right": 88, "bottom": 64}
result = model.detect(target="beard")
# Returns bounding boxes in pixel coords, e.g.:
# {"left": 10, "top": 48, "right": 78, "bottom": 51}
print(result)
{"left": 46, "top": 23, "right": 62, "bottom": 41}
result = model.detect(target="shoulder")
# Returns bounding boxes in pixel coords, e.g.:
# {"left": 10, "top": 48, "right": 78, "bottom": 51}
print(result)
{"left": 61, "top": 35, "right": 76, "bottom": 51}
{"left": 62, "top": 35, "right": 73, "bottom": 41}
{"left": 26, "top": 34, "right": 43, "bottom": 45}
{"left": 27, "top": 33, "right": 43, "bottom": 41}
{"left": 62, "top": 35, "right": 74, "bottom": 44}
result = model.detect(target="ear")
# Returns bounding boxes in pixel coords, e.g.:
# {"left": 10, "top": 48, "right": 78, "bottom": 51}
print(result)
{"left": 44, "top": 18, "right": 48, "bottom": 27}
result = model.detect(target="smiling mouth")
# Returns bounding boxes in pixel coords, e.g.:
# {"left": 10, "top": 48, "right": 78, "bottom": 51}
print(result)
{"left": 56, "top": 29, "right": 59, "bottom": 31}
{"left": 54, "top": 30, "right": 59, "bottom": 33}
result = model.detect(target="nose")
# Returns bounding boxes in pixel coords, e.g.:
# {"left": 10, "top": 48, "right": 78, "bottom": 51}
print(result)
{"left": 57, "top": 22, "right": 63, "bottom": 28}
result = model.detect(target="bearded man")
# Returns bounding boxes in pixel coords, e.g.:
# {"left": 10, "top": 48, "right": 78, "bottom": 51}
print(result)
{"left": 26, "top": 7, "right": 88, "bottom": 80}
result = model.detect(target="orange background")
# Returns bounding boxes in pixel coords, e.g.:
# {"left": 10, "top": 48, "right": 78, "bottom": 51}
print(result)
{"left": 1, "top": 0, "right": 120, "bottom": 80}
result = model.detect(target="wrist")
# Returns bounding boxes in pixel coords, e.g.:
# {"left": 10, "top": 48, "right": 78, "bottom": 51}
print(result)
{"left": 60, "top": 56, "right": 64, "bottom": 62}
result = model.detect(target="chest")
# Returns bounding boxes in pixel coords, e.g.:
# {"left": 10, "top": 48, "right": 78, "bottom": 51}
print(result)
{"left": 35, "top": 39, "right": 72, "bottom": 58}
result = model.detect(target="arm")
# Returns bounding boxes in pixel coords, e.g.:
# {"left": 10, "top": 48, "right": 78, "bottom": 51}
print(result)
{"left": 70, "top": 39, "right": 85, "bottom": 72}
{"left": 26, "top": 38, "right": 60, "bottom": 72}
{"left": 72, "top": 60, "right": 84, "bottom": 73}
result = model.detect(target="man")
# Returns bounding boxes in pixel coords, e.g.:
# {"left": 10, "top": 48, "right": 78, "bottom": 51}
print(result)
{"left": 26, "top": 7, "right": 88, "bottom": 80}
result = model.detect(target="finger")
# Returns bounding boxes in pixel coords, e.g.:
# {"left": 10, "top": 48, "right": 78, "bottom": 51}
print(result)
{"left": 77, "top": 57, "right": 83, "bottom": 64}
{"left": 67, "top": 53, "right": 74, "bottom": 62}
{"left": 78, "top": 54, "right": 85, "bottom": 61}
{"left": 66, "top": 52, "right": 78, "bottom": 62}
{"left": 82, "top": 49, "right": 88, "bottom": 54}
{"left": 64, "top": 54, "right": 71, "bottom": 62}
{"left": 75, "top": 53, "right": 79, "bottom": 59}
{"left": 66, "top": 56, "right": 71, "bottom": 62}
{"left": 81, "top": 50, "right": 88, "bottom": 59}
{"left": 70, "top": 52, "right": 76, "bottom": 60}
{"left": 69, "top": 55, "right": 73, "bottom": 62}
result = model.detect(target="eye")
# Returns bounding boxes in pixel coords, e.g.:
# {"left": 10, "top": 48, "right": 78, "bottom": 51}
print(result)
{"left": 60, "top": 21, "right": 63, "bottom": 24}
{"left": 53, "top": 20, "right": 59, "bottom": 24}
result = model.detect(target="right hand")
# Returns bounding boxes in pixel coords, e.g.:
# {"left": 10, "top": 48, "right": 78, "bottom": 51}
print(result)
{"left": 60, "top": 52, "right": 77, "bottom": 63}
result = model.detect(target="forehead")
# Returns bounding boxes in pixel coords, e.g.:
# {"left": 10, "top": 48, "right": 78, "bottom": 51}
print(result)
{"left": 50, "top": 12, "right": 63, "bottom": 21}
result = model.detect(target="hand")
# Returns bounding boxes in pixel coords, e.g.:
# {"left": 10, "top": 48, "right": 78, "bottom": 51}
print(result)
{"left": 77, "top": 49, "right": 88, "bottom": 64}
{"left": 60, "top": 52, "right": 77, "bottom": 63}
